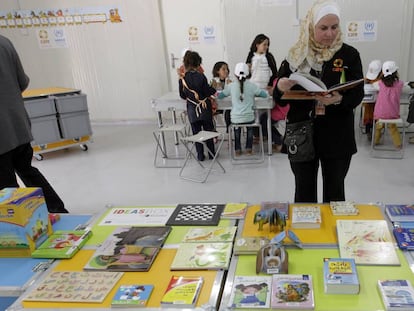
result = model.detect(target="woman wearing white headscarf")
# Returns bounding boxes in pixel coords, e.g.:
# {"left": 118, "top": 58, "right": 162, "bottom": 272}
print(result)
{"left": 273, "top": 0, "right": 364, "bottom": 203}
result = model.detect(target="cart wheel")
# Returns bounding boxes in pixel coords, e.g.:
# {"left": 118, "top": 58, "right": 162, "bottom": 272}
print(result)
{"left": 80, "top": 144, "right": 88, "bottom": 151}
{"left": 34, "top": 154, "right": 44, "bottom": 161}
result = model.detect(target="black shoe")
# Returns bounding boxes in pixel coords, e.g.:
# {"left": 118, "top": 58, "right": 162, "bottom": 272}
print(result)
{"left": 197, "top": 154, "right": 205, "bottom": 161}
{"left": 209, "top": 153, "right": 217, "bottom": 160}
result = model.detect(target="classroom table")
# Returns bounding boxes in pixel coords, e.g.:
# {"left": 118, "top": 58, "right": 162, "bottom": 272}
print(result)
{"left": 219, "top": 203, "right": 414, "bottom": 311}
{"left": 0, "top": 214, "right": 92, "bottom": 311}
{"left": 151, "top": 92, "right": 275, "bottom": 155}
{"left": 8, "top": 206, "right": 235, "bottom": 310}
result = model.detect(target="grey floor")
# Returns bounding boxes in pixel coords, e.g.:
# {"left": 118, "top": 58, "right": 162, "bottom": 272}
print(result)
{"left": 31, "top": 114, "right": 414, "bottom": 215}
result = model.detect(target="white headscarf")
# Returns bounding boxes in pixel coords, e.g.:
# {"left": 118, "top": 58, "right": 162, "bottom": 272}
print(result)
{"left": 287, "top": 0, "right": 343, "bottom": 73}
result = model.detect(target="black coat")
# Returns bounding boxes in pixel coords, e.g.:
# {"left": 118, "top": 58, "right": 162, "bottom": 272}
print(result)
{"left": 274, "top": 43, "right": 364, "bottom": 158}
{"left": 179, "top": 70, "right": 216, "bottom": 123}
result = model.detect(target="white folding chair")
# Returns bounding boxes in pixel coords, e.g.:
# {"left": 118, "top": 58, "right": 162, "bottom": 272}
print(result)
{"left": 371, "top": 118, "right": 405, "bottom": 159}
{"left": 153, "top": 123, "right": 188, "bottom": 167}
{"left": 228, "top": 123, "right": 264, "bottom": 164}
{"left": 179, "top": 131, "right": 225, "bottom": 183}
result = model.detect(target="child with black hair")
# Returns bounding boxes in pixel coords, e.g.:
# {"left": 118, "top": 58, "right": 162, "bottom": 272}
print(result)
{"left": 373, "top": 60, "right": 404, "bottom": 149}
{"left": 210, "top": 61, "right": 232, "bottom": 131}
{"left": 246, "top": 34, "right": 278, "bottom": 90}
{"left": 179, "top": 51, "right": 216, "bottom": 161}
{"left": 218, "top": 62, "right": 268, "bottom": 156}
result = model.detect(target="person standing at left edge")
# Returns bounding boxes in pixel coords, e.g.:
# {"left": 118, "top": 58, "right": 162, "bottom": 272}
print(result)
{"left": 0, "top": 34, "right": 68, "bottom": 213}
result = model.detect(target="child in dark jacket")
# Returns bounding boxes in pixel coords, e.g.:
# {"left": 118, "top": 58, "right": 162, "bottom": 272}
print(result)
{"left": 179, "top": 51, "right": 217, "bottom": 161}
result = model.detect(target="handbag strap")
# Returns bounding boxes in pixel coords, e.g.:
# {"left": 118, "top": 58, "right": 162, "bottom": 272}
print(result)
{"left": 181, "top": 78, "right": 208, "bottom": 117}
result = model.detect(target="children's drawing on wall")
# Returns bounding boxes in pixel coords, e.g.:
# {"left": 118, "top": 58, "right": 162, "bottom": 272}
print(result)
{"left": 0, "top": 6, "right": 123, "bottom": 29}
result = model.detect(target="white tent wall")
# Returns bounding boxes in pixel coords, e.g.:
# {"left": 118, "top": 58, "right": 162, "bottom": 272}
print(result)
{"left": 0, "top": 0, "right": 413, "bottom": 122}
{"left": 224, "top": 0, "right": 414, "bottom": 81}
{"left": 0, "top": 0, "right": 169, "bottom": 122}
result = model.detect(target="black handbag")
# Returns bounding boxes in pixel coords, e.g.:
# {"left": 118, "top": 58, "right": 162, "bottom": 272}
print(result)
{"left": 284, "top": 120, "right": 315, "bottom": 162}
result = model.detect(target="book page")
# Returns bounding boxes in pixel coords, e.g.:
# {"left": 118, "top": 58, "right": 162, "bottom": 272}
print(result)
{"left": 289, "top": 72, "right": 327, "bottom": 92}
{"left": 328, "top": 79, "right": 364, "bottom": 92}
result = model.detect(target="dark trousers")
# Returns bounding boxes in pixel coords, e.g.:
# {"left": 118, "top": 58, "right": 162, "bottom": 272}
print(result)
{"left": 233, "top": 121, "right": 254, "bottom": 151}
{"left": 0, "top": 143, "right": 68, "bottom": 213}
{"left": 290, "top": 156, "right": 352, "bottom": 203}
{"left": 259, "top": 112, "right": 283, "bottom": 145}
{"left": 190, "top": 119, "right": 215, "bottom": 160}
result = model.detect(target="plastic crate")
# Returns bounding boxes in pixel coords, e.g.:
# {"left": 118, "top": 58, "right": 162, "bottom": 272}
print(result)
{"left": 24, "top": 97, "right": 56, "bottom": 118}
{"left": 54, "top": 93, "right": 88, "bottom": 113}
{"left": 58, "top": 111, "right": 92, "bottom": 139}
{"left": 30, "top": 115, "right": 61, "bottom": 145}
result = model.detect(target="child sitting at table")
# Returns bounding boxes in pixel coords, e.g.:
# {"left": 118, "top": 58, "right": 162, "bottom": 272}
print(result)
{"left": 210, "top": 61, "right": 232, "bottom": 131}
{"left": 363, "top": 60, "right": 382, "bottom": 141}
{"left": 373, "top": 60, "right": 404, "bottom": 149}
{"left": 218, "top": 62, "right": 268, "bottom": 156}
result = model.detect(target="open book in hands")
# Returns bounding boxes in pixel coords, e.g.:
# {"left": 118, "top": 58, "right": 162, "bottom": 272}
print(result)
{"left": 281, "top": 72, "right": 364, "bottom": 100}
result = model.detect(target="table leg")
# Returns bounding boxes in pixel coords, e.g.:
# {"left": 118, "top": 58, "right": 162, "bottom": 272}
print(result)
{"left": 171, "top": 110, "right": 179, "bottom": 145}
{"left": 267, "top": 108, "right": 272, "bottom": 155}
{"left": 157, "top": 111, "right": 167, "bottom": 156}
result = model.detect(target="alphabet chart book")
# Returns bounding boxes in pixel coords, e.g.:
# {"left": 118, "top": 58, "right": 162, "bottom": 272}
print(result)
{"left": 23, "top": 271, "right": 123, "bottom": 303}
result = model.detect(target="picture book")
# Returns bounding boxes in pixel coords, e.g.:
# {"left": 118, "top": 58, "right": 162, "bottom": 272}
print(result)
{"left": 111, "top": 284, "right": 153, "bottom": 308}
{"left": 160, "top": 275, "right": 203, "bottom": 308}
{"left": 233, "top": 236, "right": 271, "bottom": 255}
{"left": 221, "top": 203, "right": 248, "bottom": 219}
{"left": 291, "top": 206, "right": 321, "bottom": 229}
{"left": 377, "top": 280, "right": 414, "bottom": 311}
{"left": 170, "top": 242, "right": 232, "bottom": 270}
{"left": 271, "top": 274, "right": 314, "bottom": 310}
{"left": 336, "top": 220, "right": 400, "bottom": 265}
{"left": 323, "top": 258, "right": 360, "bottom": 294}
{"left": 261, "top": 201, "right": 289, "bottom": 220}
{"left": 182, "top": 226, "right": 237, "bottom": 243}
{"left": 84, "top": 226, "right": 171, "bottom": 271}
{"left": 330, "top": 201, "right": 359, "bottom": 216}
{"left": 385, "top": 204, "right": 414, "bottom": 223}
{"left": 281, "top": 72, "right": 364, "bottom": 99}
{"left": 228, "top": 275, "right": 272, "bottom": 308}
{"left": 31, "top": 229, "right": 92, "bottom": 259}
{"left": 23, "top": 271, "right": 123, "bottom": 303}
{"left": 393, "top": 227, "right": 414, "bottom": 250}
{"left": 393, "top": 221, "right": 414, "bottom": 229}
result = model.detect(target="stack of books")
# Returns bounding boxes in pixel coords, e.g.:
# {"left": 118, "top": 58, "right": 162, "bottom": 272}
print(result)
{"left": 323, "top": 258, "right": 360, "bottom": 294}
{"left": 291, "top": 206, "right": 321, "bottom": 229}
{"left": 385, "top": 204, "right": 414, "bottom": 228}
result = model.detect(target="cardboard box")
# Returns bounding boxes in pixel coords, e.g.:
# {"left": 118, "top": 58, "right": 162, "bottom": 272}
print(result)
{"left": 0, "top": 188, "right": 52, "bottom": 257}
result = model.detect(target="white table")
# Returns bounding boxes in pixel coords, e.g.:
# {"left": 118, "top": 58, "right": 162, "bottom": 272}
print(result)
{"left": 151, "top": 92, "right": 275, "bottom": 155}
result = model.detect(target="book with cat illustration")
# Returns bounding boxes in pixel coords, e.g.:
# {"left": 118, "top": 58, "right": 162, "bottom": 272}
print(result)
{"left": 83, "top": 226, "right": 171, "bottom": 271}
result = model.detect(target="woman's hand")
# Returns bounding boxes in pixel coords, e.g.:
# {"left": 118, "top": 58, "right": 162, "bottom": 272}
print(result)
{"left": 315, "top": 91, "right": 343, "bottom": 106}
{"left": 277, "top": 77, "right": 297, "bottom": 93}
